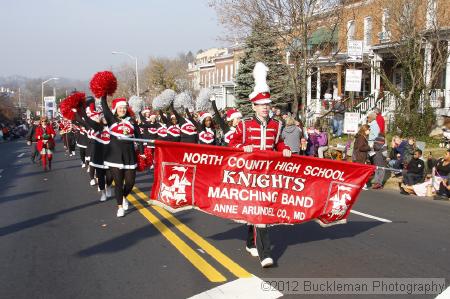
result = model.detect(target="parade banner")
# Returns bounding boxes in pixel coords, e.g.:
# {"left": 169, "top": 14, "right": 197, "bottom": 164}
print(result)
{"left": 150, "top": 140, "right": 375, "bottom": 226}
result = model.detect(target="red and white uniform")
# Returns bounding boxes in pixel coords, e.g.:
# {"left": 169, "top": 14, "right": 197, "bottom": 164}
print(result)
{"left": 228, "top": 117, "right": 289, "bottom": 151}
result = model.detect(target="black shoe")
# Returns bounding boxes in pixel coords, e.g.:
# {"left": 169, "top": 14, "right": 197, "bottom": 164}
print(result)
{"left": 433, "top": 195, "right": 449, "bottom": 201}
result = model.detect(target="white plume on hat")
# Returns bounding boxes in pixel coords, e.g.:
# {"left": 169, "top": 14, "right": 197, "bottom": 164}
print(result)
{"left": 174, "top": 92, "right": 194, "bottom": 113}
{"left": 195, "top": 88, "right": 213, "bottom": 112}
{"left": 249, "top": 62, "right": 271, "bottom": 104}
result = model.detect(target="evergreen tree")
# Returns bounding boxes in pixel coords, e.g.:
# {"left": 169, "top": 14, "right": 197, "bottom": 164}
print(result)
{"left": 235, "top": 21, "right": 291, "bottom": 116}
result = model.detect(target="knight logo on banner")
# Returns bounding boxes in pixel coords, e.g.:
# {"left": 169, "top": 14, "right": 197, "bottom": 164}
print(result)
{"left": 150, "top": 141, "right": 375, "bottom": 226}
{"left": 159, "top": 164, "right": 195, "bottom": 209}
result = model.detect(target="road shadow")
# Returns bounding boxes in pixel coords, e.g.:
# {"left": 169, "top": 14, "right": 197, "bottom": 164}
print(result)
{"left": 208, "top": 220, "right": 384, "bottom": 260}
{"left": 0, "top": 201, "right": 99, "bottom": 237}
{"left": 0, "top": 190, "right": 47, "bottom": 205}
{"left": 75, "top": 224, "right": 159, "bottom": 257}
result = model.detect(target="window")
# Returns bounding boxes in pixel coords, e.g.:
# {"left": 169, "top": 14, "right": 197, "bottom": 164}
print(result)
{"left": 347, "top": 20, "right": 355, "bottom": 41}
{"left": 363, "top": 17, "right": 372, "bottom": 51}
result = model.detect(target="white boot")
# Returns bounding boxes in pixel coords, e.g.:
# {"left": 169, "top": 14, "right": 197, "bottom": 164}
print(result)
{"left": 90, "top": 179, "right": 96, "bottom": 186}
{"left": 122, "top": 197, "right": 129, "bottom": 211}
{"left": 116, "top": 207, "right": 125, "bottom": 217}
{"left": 99, "top": 190, "right": 107, "bottom": 202}
{"left": 105, "top": 185, "right": 112, "bottom": 197}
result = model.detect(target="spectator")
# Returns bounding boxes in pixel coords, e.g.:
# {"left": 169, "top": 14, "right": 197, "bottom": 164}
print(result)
{"left": 331, "top": 97, "right": 345, "bottom": 138}
{"left": 352, "top": 124, "right": 371, "bottom": 164}
{"left": 402, "top": 137, "right": 416, "bottom": 167}
{"left": 371, "top": 134, "right": 387, "bottom": 189}
{"left": 353, "top": 124, "right": 371, "bottom": 190}
{"left": 374, "top": 108, "right": 385, "bottom": 134}
{"left": 434, "top": 174, "right": 450, "bottom": 200}
{"left": 400, "top": 149, "right": 450, "bottom": 196}
{"left": 401, "top": 149, "right": 425, "bottom": 187}
{"left": 281, "top": 117, "right": 301, "bottom": 154}
{"left": 387, "top": 136, "right": 404, "bottom": 170}
{"left": 269, "top": 107, "right": 276, "bottom": 118}
{"left": 367, "top": 112, "right": 380, "bottom": 146}
{"left": 26, "top": 119, "right": 40, "bottom": 164}
{"left": 316, "top": 127, "right": 329, "bottom": 158}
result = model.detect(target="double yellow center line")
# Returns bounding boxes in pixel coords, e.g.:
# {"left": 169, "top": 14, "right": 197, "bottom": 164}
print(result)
{"left": 128, "top": 187, "right": 252, "bottom": 282}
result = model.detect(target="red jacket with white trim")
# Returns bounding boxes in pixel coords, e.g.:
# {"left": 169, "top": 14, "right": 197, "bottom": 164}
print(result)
{"left": 228, "top": 116, "right": 289, "bottom": 152}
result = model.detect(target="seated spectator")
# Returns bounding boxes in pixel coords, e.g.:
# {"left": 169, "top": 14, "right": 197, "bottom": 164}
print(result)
{"left": 371, "top": 134, "right": 387, "bottom": 189}
{"left": 401, "top": 149, "right": 425, "bottom": 187}
{"left": 400, "top": 149, "right": 450, "bottom": 196}
{"left": 306, "top": 127, "right": 318, "bottom": 156}
{"left": 434, "top": 173, "right": 450, "bottom": 200}
{"left": 387, "top": 136, "right": 405, "bottom": 174}
{"left": 316, "top": 127, "right": 328, "bottom": 158}
{"left": 402, "top": 137, "right": 416, "bottom": 167}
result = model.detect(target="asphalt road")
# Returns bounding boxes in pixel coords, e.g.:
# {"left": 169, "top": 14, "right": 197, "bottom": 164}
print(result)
{"left": 1, "top": 139, "right": 449, "bottom": 299}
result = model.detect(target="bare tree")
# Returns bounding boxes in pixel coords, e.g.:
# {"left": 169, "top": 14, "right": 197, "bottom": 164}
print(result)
{"left": 371, "top": 0, "right": 449, "bottom": 135}
{"left": 210, "top": 0, "right": 346, "bottom": 118}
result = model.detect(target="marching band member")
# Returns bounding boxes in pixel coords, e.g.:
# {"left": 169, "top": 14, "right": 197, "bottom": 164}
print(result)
{"left": 36, "top": 116, "right": 56, "bottom": 171}
{"left": 211, "top": 96, "right": 242, "bottom": 146}
{"left": 228, "top": 62, "right": 291, "bottom": 268}
{"left": 101, "top": 96, "right": 143, "bottom": 217}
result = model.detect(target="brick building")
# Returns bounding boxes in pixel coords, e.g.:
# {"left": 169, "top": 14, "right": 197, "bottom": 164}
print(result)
{"left": 187, "top": 44, "right": 244, "bottom": 109}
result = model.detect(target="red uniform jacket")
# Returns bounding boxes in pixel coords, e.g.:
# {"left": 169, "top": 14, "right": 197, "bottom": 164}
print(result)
{"left": 36, "top": 125, "right": 56, "bottom": 151}
{"left": 228, "top": 116, "right": 289, "bottom": 152}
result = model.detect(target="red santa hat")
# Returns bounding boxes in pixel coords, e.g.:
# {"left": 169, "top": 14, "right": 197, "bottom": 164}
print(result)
{"left": 112, "top": 98, "right": 128, "bottom": 114}
{"left": 142, "top": 106, "right": 151, "bottom": 114}
{"left": 226, "top": 109, "right": 242, "bottom": 121}
{"left": 86, "top": 103, "right": 103, "bottom": 118}
{"left": 198, "top": 111, "right": 212, "bottom": 123}
{"left": 249, "top": 62, "right": 271, "bottom": 104}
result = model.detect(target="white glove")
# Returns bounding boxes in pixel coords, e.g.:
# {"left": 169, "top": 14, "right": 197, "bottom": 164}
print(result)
{"left": 209, "top": 95, "right": 216, "bottom": 102}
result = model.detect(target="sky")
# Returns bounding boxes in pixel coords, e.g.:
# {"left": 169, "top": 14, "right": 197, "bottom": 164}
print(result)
{"left": 0, "top": 0, "right": 223, "bottom": 80}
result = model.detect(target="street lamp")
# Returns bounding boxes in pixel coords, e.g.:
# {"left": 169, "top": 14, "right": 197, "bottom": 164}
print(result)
{"left": 112, "top": 51, "right": 139, "bottom": 97}
{"left": 41, "top": 77, "right": 59, "bottom": 116}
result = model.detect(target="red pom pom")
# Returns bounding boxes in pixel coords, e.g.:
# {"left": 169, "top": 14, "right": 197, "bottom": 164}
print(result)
{"left": 144, "top": 147, "right": 153, "bottom": 166}
{"left": 59, "top": 92, "right": 86, "bottom": 120}
{"left": 136, "top": 151, "right": 148, "bottom": 172}
{"left": 90, "top": 71, "right": 117, "bottom": 98}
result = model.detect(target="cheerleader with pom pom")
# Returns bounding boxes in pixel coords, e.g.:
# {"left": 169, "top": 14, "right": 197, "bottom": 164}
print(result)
{"left": 101, "top": 96, "right": 143, "bottom": 217}
{"left": 74, "top": 103, "right": 113, "bottom": 202}
{"left": 196, "top": 111, "right": 217, "bottom": 145}
{"left": 210, "top": 95, "right": 242, "bottom": 146}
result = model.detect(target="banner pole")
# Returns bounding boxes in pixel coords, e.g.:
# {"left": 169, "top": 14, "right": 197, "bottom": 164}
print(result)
{"left": 117, "top": 136, "right": 155, "bottom": 143}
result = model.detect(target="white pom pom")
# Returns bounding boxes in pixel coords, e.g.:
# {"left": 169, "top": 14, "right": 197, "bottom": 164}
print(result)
{"left": 128, "top": 95, "right": 144, "bottom": 115}
{"left": 196, "top": 88, "right": 212, "bottom": 112}
{"left": 174, "top": 92, "right": 194, "bottom": 113}
{"left": 152, "top": 96, "right": 163, "bottom": 110}
{"left": 152, "top": 89, "right": 175, "bottom": 110}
